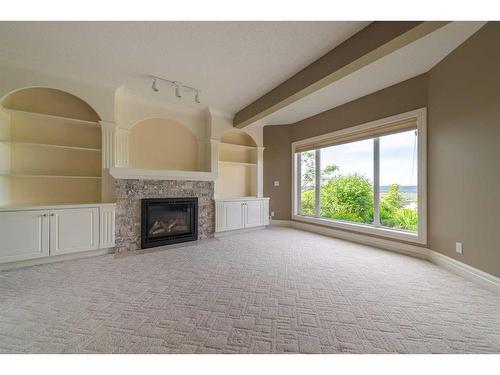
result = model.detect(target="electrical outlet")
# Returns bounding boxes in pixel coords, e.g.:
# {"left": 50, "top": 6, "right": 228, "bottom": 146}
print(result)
{"left": 455, "top": 242, "right": 463, "bottom": 254}
{"left": 271, "top": 211, "right": 275, "bottom": 217}
{"left": 273, "top": 181, "right": 280, "bottom": 187}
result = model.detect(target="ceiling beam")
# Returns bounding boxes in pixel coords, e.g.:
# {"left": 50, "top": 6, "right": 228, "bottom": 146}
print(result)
{"left": 233, "top": 21, "right": 449, "bottom": 129}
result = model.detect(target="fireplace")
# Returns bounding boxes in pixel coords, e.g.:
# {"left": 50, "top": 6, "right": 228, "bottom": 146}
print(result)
{"left": 141, "top": 197, "right": 198, "bottom": 249}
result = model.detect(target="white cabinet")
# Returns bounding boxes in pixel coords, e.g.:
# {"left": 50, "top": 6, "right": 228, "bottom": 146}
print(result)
{"left": 0, "top": 210, "right": 49, "bottom": 263}
{"left": 0, "top": 203, "right": 115, "bottom": 264}
{"left": 215, "top": 198, "right": 269, "bottom": 232}
{"left": 220, "top": 201, "right": 245, "bottom": 231}
{"left": 245, "top": 200, "right": 265, "bottom": 228}
{"left": 49, "top": 208, "right": 99, "bottom": 256}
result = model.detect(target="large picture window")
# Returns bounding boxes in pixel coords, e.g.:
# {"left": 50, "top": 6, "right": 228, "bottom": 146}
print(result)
{"left": 293, "top": 109, "right": 426, "bottom": 244}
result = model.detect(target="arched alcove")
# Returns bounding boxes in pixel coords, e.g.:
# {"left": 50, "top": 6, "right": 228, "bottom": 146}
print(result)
{"left": 220, "top": 129, "right": 257, "bottom": 147}
{"left": 217, "top": 129, "right": 258, "bottom": 198}
{"left": 128, "top": 118, "right": 199, "bottom": 171}
{"left": 0, "top": 87, "right": 102, "bottom": 206}
{"left": 1, "top": 87, "right": 101, "bottom": 122}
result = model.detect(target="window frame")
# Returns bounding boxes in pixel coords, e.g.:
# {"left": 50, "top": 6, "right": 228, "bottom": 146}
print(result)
{"left": 291, "top": 108, "right": 427, "bottom": 245}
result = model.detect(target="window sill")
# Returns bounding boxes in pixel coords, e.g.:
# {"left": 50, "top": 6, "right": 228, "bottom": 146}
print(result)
{"left": 292, "top": 214, "right": 426, "bottom": 245}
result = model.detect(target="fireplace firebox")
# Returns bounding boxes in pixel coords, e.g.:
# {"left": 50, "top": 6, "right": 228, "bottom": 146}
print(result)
{"left": 141, "top": 197, "right": 198, "bottom": 249}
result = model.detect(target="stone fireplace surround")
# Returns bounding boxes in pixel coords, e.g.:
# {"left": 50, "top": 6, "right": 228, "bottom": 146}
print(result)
{"left": 115, "top": 179, "right": 215, "bottom": 253}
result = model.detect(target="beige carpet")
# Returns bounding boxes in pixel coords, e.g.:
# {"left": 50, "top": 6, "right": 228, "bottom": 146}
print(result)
{"left": 0, "top": 227, "right": 499, "bottom": 353}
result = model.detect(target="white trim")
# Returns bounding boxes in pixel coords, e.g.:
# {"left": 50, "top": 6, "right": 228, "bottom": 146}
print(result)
{"left": 275, "top": 221, "right": 500, "bottom": 294}
{"left": 0, "top": 248, "right": 112, "bottom": 272}
{"left": 293, "top": 215, "right": 421, "bottom": 243}
{"left": 291, "top": 220, "right": 428, "bottom": 259}
{"left": 109, "top": 167, "right": 217, "bottom": 181}
{"left": 291, "top": 108, "right": 427, "bottom": 245}
{"left": 214, "top": 197, "right": 269, "bottom": 202}
{"left": 214, "top": 226, "right": 267, "bottom": 238}
{"left": 373, "top": 137, "right": 380, "bottom": 225}
{"left": 427, "top": 250, "right": 500, "bottom": 294}
{"left": 269, "top": 219, "right": 292, "bottom": 227}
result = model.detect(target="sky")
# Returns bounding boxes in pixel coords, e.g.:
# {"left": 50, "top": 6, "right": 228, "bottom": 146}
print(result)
{"left": 319, "top": 130, "right": 418, "bottom": 186}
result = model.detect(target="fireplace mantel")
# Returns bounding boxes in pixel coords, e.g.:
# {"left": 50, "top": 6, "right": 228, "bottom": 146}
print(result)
{"left": 109, "top": 167, "right": 217, "bottom": 181}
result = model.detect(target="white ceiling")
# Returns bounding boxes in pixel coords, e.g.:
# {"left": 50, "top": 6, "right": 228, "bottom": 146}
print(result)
{"left": 262, "top": 21, "right": 486, "bottom": 125}
{"left": 0, "top": 21, "right": 369, "bottom": 115}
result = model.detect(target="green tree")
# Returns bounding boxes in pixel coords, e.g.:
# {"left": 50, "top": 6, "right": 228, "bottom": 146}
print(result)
{"left": 382, "top": 184, "right": 404, "bottom": 211}
{"left": 320, "top": 173, "right": 374, "bottom": 223}
{"left": 300, "top": 151, "right": 316, "bottom": 192}
{"left": 380, "top": 184, "right": 404, "bottom": 227}
{"left": 380, "top": 184, "right": 418, "bottom": 231}
{"left": 300, "top": 189, "right": 315, "bottom": 216}
{"left": 299, "top": 159, "right": 417, "bottom": 231}
{"left": 394, "top": 208, "right": 418, "bottom": 231}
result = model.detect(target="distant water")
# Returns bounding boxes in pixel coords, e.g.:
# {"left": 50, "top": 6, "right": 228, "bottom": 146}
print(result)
{"left": 380, "top": 185, "right": 417, "bottom": 193}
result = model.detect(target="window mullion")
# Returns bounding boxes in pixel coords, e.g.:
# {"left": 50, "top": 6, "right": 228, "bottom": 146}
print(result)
{"left": 373, "top": 138, "right": 380, "bottom": 226}
{"left": 314, "top": 149, "right": 321, "bottom": 217}
{"left": 296, "top": 153, "right": 302, "bottom": 215}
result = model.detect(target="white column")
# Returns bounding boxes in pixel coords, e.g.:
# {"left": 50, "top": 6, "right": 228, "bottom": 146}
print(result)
{"left": 210, "top": 139, "right": 220, "bottom": 198}
{"left": 114, "top": 127, "right": 130, "bottom": 168}
{"left": 99, "top": 121, "right": 116, "bottom": 169}
{"left": 99, "top": 121, "right": 117, "bottom": 203}
{"left": 196, "top": 139, "right": 209, "bottom": 172}
{"left": 256, "top": 146, "right": 265, "bottom": 198}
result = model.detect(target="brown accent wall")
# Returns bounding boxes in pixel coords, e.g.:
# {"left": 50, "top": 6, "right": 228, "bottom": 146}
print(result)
{"left": 263, "top": 125, "right": 291, "bottom": 220}
{"left": 427, "top": 22, "right": 500, "bottom": 276}
{"left": 290, "top": 74, "right": 428, "bottom": 142}
{"left": 263, "top": 22, "right": 500, "bottom": 277}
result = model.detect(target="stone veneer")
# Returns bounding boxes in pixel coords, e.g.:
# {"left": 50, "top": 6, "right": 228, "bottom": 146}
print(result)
{"left": 115, "top": 179, "right": 215, "bottom": 253}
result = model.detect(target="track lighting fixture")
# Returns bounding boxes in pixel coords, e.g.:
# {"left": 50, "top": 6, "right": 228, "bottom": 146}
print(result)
{"left": 152, "top": 79, "right": 159, "bottom": 92}
{"left": 149, "top": 75, "right": 201, "bottom": 104}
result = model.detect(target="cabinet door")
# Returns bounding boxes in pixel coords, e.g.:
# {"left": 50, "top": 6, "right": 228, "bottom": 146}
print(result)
{"left": 49, "top": 208, "right": 99, "bottom": 256}
{"left": 0, "top": 210, "right": 49, "bottom": 263}
{"left": 244, "top": 200, "right": 263, "bottom": 228}
{"left": 221, "top": 201, "right": 244, "bottom": 231}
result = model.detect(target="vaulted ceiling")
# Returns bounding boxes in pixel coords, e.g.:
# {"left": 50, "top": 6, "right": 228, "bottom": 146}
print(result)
{"left": 0, "top": 21, "right": 486, "bottom": 128}
{"left": 0, "top": 21, "right": 369, "bottom": 115}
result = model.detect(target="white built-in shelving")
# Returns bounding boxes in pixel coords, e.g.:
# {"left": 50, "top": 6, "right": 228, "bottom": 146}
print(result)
{"left": 0, "top": 88, "right": 103, "bottom": 206}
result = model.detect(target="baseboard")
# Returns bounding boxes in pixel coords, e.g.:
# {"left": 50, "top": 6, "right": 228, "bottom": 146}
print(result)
{"left": 281, "top": 220, "right": 499, "bottom": 294}
{"left": 290, "top": 220, "right": 428, "bottom": 259}
{"left": 214, "top": 226, "right": 267, "bottom": 238}
{"left": 428, "top": 250, "right": 500, "bottom": 294}
{"left": 0, "top": 248, "right": 113, "bottom": 272}
{"left": 269, "top": 219, "right": 292, "bottom": 227}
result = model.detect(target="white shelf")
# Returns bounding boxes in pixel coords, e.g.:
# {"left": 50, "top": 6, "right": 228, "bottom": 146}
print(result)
{"left": 219, "top": 142, "right": 257, "bottom": 150}
{"left": 0, "top": 140, "right": 101, "bottom": 152}
{"left": 2, "top": 108, "right": 100, "bottom": 128}
{"left": 4, "top": 174, "right": 102, "bottom": 179}
{"left": 219, "top": 161, "right": 257, "bottom": 166}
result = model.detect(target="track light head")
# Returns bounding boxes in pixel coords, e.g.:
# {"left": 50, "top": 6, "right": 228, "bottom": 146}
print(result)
{"left": 150, "top": 76, "right": 200, "bottom": 103}
{"left": 152, "top": 79, "right": 159, "bottom": 92}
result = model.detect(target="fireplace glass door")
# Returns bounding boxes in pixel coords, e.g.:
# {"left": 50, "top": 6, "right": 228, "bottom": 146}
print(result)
{"left": 141, "top": 198, "right": 198, "bottom": 248}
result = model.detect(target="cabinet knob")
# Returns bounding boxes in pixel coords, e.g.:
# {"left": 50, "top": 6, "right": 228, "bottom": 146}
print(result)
{"left": 42, "top": 213, "right": 48, "bottom": 217}
{"left": 50, "top": 213, "right": 55, "bottom": 217}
